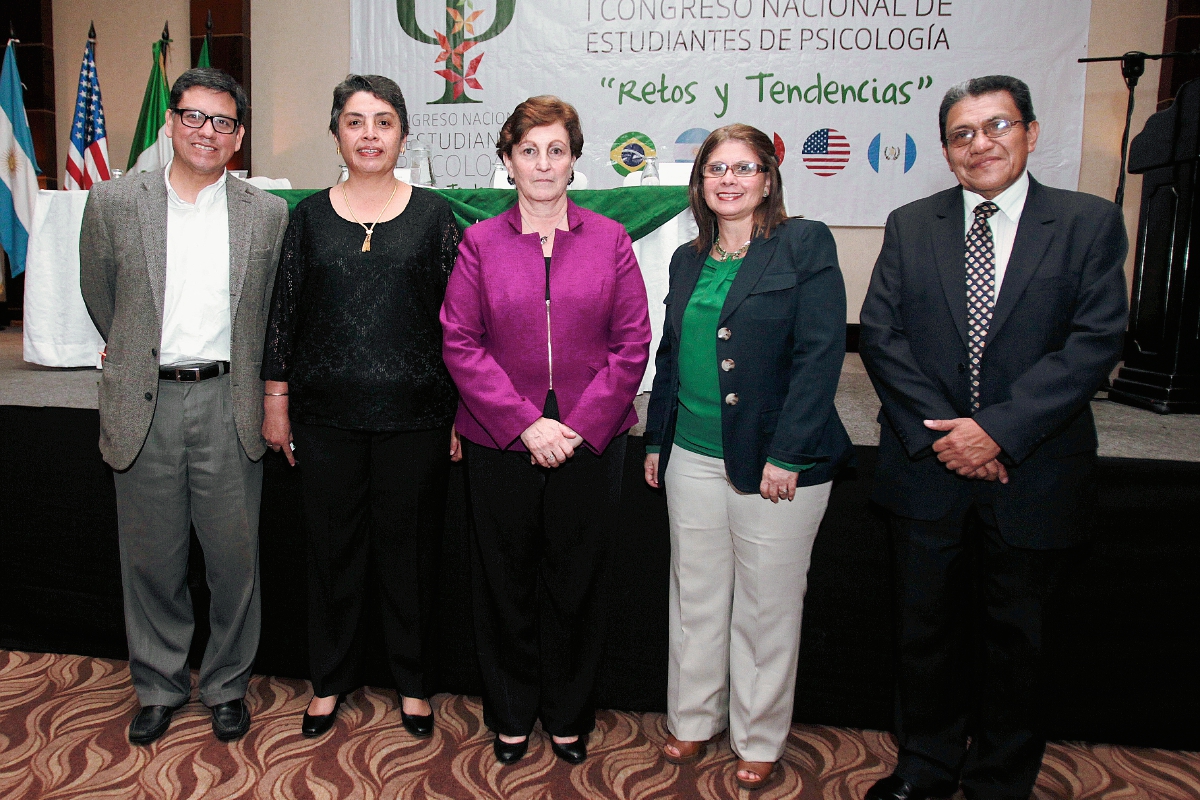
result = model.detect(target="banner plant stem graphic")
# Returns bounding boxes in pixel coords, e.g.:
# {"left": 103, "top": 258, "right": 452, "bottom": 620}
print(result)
{"left": 397, "top": 0, "right": 514, "bottom": 104}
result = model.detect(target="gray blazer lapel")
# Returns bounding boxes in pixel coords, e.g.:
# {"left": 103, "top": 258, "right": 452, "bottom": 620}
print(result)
{"left": 136, "top": 172, "right": 168, "bottom": 323}
{"left": 719, "top": 232, "right": 780, "bottom": 324}
{"left": 932, "top": 189, "right": 970, "bottom": 349}
{"left": 987, "top": 177, "right": 1055, "bottom": 343}
{"left": 227, "top": 179, "right": 253, "bottom": 327}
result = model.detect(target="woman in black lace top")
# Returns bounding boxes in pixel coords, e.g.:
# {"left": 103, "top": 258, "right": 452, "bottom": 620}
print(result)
{"left": 261, "top": 75, "right": 460, "bottom": 741}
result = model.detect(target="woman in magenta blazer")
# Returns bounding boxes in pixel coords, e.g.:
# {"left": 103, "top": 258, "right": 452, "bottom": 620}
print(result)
{"left": 440, "top": 96, "right": 651, "bottom": 766}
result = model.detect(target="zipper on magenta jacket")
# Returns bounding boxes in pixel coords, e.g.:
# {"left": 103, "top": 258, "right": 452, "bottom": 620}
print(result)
{"left": 545, "top": 255, "right": 553, "bottom": 390}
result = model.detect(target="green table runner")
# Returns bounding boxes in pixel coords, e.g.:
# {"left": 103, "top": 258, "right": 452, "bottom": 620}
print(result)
{"left": 268, "top": 186, "right": 690, "bottom": 243}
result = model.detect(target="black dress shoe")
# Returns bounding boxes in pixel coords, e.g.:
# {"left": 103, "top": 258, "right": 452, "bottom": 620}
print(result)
{"left": 210, "top": 699, "right": 251, "bottom": 741}
{"left": 864, "top": 774, "right": 946, "bottom": 800}
{"left": 301, "top": 695, "right": 344, "bottom": 738}
{"left": 400, "top": 707, "right": 434, "bottom": 738}
{"left": 550, "top": 736, "right": 587, "bottom": 765}
{"left": 493, "top": 735, "right": 529, "bottom": 764}
{"left": 129, "top": 703, "right": 183, "bottom": 745}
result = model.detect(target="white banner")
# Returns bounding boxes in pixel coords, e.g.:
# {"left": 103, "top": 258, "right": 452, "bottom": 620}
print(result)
{"left": 352, "top": 0, "right": 1091, "bottom": 225}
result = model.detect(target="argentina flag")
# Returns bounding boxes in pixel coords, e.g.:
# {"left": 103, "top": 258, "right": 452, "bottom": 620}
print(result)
{"left": 1, "top": 39, "right": 41, "bottom": 278}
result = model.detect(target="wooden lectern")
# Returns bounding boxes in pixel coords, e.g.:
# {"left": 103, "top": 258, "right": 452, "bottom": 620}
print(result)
{"left": 1110, "top": 78, "right": 1200, "bottom": 413}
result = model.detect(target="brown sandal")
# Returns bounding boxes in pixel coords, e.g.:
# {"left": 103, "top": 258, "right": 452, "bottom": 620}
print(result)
{"left": 663, "top": 734, "right": 707, "bottom": 764}
{"left": 735, "top": 760, "right": 776, "bottom": 790}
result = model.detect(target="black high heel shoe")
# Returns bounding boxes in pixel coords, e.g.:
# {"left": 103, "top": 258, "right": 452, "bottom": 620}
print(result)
{"left": 301, "top": 694, "right": 344, "bottom": 738}
{"left": 400, "top": 700, "right": 434, "bottom": 738}
{"left": 551, "top": 736, "right": 587, "bottom": 764}
{"left": 493, "top": 734, "right": 529, "bottom": 764}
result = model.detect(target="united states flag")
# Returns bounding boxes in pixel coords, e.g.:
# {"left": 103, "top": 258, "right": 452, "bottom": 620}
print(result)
{"left": 64, "top": 32, "right": 110, "bottom": 190}
{"left": 801, "top": 128, "right": 850, "bottom": 177}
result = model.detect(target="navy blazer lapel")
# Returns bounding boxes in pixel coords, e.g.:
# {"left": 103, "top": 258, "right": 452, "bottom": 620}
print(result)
{"left": 136, "top": 172, "right": 168, "bottom": 324}
{"left": 987, "top": 177, "right": 1055, "bottom": 343}
{"left": 719, "top": 232, "right": 780, "bottom": 324}
{"left": 932, "top": 188, "right": 970, "bottom": 349}
{"left": 668, "top": 246, "right": 704, "bottom": 337}
{"left": 227, "top": 179, "right": 253, "bottom": 328}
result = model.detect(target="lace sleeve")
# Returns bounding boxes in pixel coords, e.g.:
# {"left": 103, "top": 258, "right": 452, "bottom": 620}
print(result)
{"left": 440, "top": 203, "right": 463, "bottom": 282}
{"left": 260, "top": 206, "right": 306, "bottom": 381}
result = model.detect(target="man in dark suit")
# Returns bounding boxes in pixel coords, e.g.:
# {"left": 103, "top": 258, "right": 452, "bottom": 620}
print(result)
{"left": 80, "top": 69, "right": 288, "bottom": 745}
{"left": 859, "top": 75, "right": 1129, "bottom": 800}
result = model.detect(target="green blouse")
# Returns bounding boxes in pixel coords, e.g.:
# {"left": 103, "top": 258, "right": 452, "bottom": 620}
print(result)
{"left": 649, "top": 254, "right": 811, "bottom": 474}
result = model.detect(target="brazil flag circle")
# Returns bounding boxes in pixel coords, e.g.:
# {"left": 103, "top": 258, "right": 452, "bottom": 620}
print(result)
{"left": 610, "top": 131, "right": 657, "bottom": 176}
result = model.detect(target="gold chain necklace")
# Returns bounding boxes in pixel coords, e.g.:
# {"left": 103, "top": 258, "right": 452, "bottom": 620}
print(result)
{"left": 341, "top": 180, "right": 399, "bottom": 252}
{"left": 714, "top": 237, "right": 751, "bottom": 262}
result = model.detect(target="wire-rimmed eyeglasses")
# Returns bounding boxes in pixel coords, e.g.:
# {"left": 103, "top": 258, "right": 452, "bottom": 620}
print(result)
{"left": 945, "top": 119, "right": 1026, "bottom": 148}
{"left": 701, "top": 161, "right": 767, "bottom": 178}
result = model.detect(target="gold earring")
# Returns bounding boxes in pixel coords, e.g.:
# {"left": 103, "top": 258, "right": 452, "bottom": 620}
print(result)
{"left": 336, "top": 145, "right": 341, "bottom": 157}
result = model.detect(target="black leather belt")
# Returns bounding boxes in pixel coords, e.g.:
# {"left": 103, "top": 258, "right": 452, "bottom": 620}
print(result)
{"left": 158, "top": 361, "right": 231, "bottom": 382}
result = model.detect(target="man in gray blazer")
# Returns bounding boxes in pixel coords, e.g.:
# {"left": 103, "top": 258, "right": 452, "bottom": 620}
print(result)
{"left": 80, "top": 68, "right": 288, "bottom": 745}
{"left": 860, "top": 76, "right": 1128, "bottom": 800}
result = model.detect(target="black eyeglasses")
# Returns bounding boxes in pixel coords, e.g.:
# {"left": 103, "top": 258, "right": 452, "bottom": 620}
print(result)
{"left": 702, "top": 161, "right": 767, "bottom": 178}
{"left": 945, "top": 119, "right": 1025, "bottom": 148}
{"left": 172, "top": 107, "right": 240, "bottom": 135}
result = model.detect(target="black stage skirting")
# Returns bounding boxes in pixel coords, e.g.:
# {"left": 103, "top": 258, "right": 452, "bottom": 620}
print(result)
{"left": 2, "top": 405, "right": 1198, "bottom": 751}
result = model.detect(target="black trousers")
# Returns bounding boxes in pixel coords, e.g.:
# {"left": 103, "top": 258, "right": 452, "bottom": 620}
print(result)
{"left": 464, "top": 434, "right": 626, "bottom": 738}
{"left": 292, "top": 422, "right": 450, "bottom": 699}
{"left": 888, "top": 500, "right": 1072, "bottom": 800}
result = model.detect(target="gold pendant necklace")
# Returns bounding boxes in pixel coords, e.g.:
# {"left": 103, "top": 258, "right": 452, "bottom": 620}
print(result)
{"left": 714, "top": 238, "right": 751, "bottom": 262}
{"left": 342, "top": 180, "right": 399, "bottom": 252}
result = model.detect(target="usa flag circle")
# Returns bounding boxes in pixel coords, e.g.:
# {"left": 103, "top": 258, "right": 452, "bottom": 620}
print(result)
{"left": 801, "top": 128, "right": 851, "bottom": 177}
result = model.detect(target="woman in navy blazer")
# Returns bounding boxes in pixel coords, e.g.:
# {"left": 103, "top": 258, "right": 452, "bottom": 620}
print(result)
{"left": 440, "top": 96, "right": 651, "bottom": 766}
{"left": 643, "top": 125, "right": 852, "bottom": 789}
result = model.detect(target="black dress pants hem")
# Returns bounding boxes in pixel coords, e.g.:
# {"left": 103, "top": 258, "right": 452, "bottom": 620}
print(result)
{"left": 465, "top": 434, "right": 626, "bottom": 738}
{"left": 888, "top": 499, "right": 1072, "bottom": 800}
{"left": 293, "top": 422, "right": 450, "bottom": 701}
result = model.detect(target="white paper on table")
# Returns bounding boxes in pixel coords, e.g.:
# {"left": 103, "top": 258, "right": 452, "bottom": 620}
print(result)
{"left": 23, "top": 189, "right": 104, "bottom": 368}
{"left": 238, "top": 176, "right": 292, "bottom": 190}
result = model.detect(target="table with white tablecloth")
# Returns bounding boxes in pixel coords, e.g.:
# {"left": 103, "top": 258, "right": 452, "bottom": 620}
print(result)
{"left": 23, "top": 190, "right": 105, "bottom": 368}
{"left": 21, "top": 186, "right": 695, "bottom": 392}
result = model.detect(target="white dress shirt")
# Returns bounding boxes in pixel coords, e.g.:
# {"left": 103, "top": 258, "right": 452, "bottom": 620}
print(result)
{"left": 160, "top": 162, "right": 232, "bottom": 366}
{"left": 962, "top": 170, "right": 1029, "bottom": 301}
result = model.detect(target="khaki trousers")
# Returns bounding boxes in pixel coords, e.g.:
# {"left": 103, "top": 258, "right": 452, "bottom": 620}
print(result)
{"left": 665, "top": 446, "right": 830, "bottom": 762}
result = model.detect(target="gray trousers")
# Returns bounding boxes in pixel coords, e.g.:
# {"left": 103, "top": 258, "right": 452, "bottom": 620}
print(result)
{"left": 112, "top": 375, "right": 262, "bottom": 707}
{"left": 665, "top": 446, "right": 831, "bottom": 763}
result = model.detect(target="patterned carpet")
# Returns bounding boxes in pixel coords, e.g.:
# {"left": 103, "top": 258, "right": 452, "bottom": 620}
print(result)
{"left": 1, "top": 650, "right": 1197, "bottom": 799}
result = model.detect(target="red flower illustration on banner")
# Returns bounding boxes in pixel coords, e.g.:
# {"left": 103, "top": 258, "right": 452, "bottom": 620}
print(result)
{"left": 397, "top": 0, "right": 515, "bottom": 105}
{"left": 434, "top": 31, "right": 478, "bottom": 69}
{"left": 433, "top": 5, "right": 485, "bottom": 99}
{"left": 435, "top": 51, "right": 485, "bottom": 99}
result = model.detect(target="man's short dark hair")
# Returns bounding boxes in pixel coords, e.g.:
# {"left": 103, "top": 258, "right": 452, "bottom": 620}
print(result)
{"left": 329, "top": 75, "right": 409, "bottom": 139}
{"left": 169, "top": 68, "right": 248, "bottom": 126}
{"left": 939, "top": 75, "right": 1036, "bottom": 144}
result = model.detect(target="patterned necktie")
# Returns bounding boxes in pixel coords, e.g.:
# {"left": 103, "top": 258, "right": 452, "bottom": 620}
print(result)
{"left": 965, "top": 201, "right": 1000, "bottom": 414}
